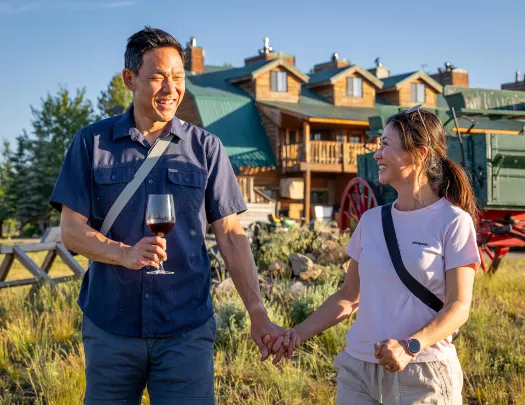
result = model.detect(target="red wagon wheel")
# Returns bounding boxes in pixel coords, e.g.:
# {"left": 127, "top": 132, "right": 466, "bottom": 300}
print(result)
{"left": 340, "top": 177, "right": 380, "bottom": 231}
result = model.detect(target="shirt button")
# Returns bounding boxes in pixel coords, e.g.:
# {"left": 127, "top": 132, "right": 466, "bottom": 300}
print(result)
{"left": 145, "top": 294, "right": 150, "bottom": 299}
{"left": 185, "top": 178, "right": 190, "bottom": 183}
{"left": 111, "top": 175, "right": 116, "bottom": 180}
{"left": 148, "top": 179, "right": 153, "bottom": 184}
{"left": 146, "top": 266, "right": 150, "bottom": 269}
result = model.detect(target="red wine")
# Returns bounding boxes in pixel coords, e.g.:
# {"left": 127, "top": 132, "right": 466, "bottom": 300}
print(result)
{"left": 147, "top": 221, "right": 174, "bottom": 236}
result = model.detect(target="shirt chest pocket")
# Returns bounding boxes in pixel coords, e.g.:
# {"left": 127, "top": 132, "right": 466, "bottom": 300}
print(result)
{"left": 167, "top": 168, "right": 206, "bottom": 215}
{"left": 93, "top": 166, "right": 136, "bottom": 218}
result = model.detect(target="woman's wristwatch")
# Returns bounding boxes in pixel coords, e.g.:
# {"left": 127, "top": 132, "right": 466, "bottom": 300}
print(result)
{"left": 403, "top": 337, "right": 421, "bottom": 357}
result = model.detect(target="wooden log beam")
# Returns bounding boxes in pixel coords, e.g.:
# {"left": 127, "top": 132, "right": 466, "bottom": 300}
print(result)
{"left": 41, "top": 250, "right": 57, "bottom": 274}
{"left": 0, "top": 275, "right": 76, "bottom": 289}
{"left": 303, "top": 169, "right": 311, "bottom": 223}
{"left": 0, "top": 254, "right": 14, "bottom": 282}
{"left": 56, "top": 243, "right": 85, "bottom": 277}
{"left": 0, "top": 243, "right": 57, "bottom": 255}
{"left": 13, "top": 246, "right": 56, "bottom": 288}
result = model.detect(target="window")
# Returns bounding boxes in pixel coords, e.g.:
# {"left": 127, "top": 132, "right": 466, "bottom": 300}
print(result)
{"left": 270, "top": 71, "right": 287, "bottom": 92}
{"left": 346, "top": 77, "right": 363, "bottom": 98}
{"left": 312, "top": 133, "right": 322, "bottom": 141}
{"left": 349, "top": 136, "right": 361, "bottom": 144}
{"left": 410, "top": 83, "right": 426, "bottom": 102}
{"left": 336, "top": 135, "right": 346, "bottom": 143}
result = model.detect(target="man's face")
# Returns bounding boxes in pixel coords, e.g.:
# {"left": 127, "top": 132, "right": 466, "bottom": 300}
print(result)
{"left": 124, "top": 47, "right": 185, "bottom": 124}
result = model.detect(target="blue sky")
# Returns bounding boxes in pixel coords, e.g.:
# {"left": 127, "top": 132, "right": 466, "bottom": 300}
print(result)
{"left": 1, "top": 0, "right": 523, "bottom": 146}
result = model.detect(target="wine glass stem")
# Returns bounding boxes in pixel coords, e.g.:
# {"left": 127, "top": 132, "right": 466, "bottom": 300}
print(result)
{"left": 158, "top": 236, "right": 166, "bottom": 270}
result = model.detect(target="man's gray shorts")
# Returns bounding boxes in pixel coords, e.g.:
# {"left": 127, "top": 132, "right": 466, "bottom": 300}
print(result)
{"left": 81, "top": 314, "right": 216, "bottom": 405}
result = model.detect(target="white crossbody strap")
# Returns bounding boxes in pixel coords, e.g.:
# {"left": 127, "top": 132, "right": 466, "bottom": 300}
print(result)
{"left": 100, "top": 134, "right": 174, "bottom": 236}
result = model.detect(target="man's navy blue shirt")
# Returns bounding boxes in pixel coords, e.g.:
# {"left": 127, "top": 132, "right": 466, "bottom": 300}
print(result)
{"left": 50, "top": 107, "right": 247, "bottom": 337}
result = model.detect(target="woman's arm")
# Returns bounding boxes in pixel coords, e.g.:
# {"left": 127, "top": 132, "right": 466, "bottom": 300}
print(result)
{"left": 407, "top": 265, "right": 476, "bottom": 349}
{"left": 376, "top": 265, "right": 476, "bottom": 372}
{"left": 294, "top": 258, "right": 360, "bottom": 342}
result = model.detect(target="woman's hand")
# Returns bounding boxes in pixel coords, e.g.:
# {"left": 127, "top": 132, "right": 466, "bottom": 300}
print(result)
{"left": 263, "top": 328, "right": 302, "bottom": 365}
{"left": 374, "top": 339, "right": 413, "bottom": 372}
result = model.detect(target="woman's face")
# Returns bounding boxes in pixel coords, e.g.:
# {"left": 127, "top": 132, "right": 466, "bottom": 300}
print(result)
{"left": 373, "top": 122, "right": 420, "bottom": 186}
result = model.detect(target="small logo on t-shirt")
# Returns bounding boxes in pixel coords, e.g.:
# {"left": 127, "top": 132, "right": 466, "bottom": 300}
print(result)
{"left": 412, "top": 241, "right": 429, "bottom": 247}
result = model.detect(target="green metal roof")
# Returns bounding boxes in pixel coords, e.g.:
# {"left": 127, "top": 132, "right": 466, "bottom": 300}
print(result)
{"left": 381, "top": 72, "right": 416, "bottom": 89}
{"left": 308, "top": 67, "right": 348, "bottom": 85}
{"left": 185, "top": 69, "right": 276, "bottom": 172}
{"left": 258, "top": 100, "right": 377, "bottom": 122}
{"left": 444, "top": 86, "right": 525, "bottom": 111}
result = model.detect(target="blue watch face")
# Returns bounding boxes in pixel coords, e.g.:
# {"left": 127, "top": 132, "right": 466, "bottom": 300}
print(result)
{"left": 408, "top": 339, "right": 421, "bottom": 353}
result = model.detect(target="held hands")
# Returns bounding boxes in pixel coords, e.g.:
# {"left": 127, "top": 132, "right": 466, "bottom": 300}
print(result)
{"left": 261, "top": 328, "right": 302, "bottom": 365}
{"left": 121, "top": 236, "right": 167, "bottom": 270}
{"left": 374, "top": 339, "right": 413, "bottom": 373}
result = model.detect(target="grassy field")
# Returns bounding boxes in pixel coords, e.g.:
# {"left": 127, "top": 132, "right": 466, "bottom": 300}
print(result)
{"left": 0, "top": 232, "right": 523, "bottom": 404}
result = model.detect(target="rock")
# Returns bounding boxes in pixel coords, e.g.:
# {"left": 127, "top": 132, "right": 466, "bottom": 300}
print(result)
{"left": 289, "top": 253, "right": 314, "bottom": 277}
{"left": 267, "top": 260, "right": 291, "bottom": 277}
{"left": 215, "top": 277, "right": 235, "bottom": 296}
{"left": 319, "top": 231, "right": 337, "bottom": 242}
{"left": 305, "top": 253, "right": 317, "bottom": 263}
{"left": 299, "top": 265, "right": 324, "bottom": 283}
{"left": 288, "top": 281, "right": 307, "bottom": 297}
{"left": 317, "top": 246, "right": 348, "bottom": 266}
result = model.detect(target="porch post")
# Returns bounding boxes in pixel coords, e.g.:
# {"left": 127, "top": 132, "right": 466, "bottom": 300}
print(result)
{"left": 303, "top": 169, "right": 311, "bottom": 223}
{"left": 303, "top": 121, "right": 310, "bottom": 163}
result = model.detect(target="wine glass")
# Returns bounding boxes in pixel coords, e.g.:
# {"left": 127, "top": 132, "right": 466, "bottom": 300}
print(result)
{"left": 146, "top": 194, "right": 175, "bottom": 275}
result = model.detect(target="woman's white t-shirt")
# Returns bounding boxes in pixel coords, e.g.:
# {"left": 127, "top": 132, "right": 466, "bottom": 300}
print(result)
{"left": 345, "top": 197, "right": 480, "bottom": 363}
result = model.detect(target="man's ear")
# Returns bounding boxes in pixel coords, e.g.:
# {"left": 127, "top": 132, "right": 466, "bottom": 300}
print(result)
{"left": 122, "top": 69, "right": 135, "bottom": 91}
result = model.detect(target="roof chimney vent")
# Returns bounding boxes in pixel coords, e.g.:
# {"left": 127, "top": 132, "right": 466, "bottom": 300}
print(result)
{"left": 332, "top": 52, "right": 339, "bottom": 62}
{"left": 445, "top": 62, "right": 453, "bottom": 72}
{"left": 189, "top": 36, "right": 197, "bottom": 47}
{"left": 375, "top": 57, "right": 383, "bottom": 67}
{"left": 516, "top": 71, "right": 521, "bottom": 82}
{"left": 259, "top": 37, "right": 273, "bottom": 55}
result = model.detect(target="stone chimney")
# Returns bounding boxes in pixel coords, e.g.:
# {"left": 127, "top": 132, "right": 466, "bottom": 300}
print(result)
{"left": 244, "top": 37, "right": 295, "bottom": 66}
{"left": 368, "top": 57, "right": 390, "bottom": 79}
{"left": 501, "top": 71, "right": 525, "bottom": 91}
{"left": 185, "top": 36, "right": 205, "bottom": 74}
{"left": 430, "top": 62, "right": 469, "bottom": 87}
{"left": 312, "top": 53, "right": 350, "bottom": 73}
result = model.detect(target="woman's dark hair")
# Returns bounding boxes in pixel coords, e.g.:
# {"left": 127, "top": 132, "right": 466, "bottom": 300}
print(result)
{"left": 386, "top": 109, "right": 480, "bottom": 224}
{"left": 125, "top": 26, "right": 185, "bottom": 75}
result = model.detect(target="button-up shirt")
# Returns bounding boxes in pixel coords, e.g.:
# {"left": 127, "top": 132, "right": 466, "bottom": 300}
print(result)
{"left": 50, "top": 107, "right": 247, "bottom": 337}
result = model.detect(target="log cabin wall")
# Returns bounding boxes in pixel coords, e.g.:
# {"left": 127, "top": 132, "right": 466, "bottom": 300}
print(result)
{"left": 377, "top": 89, "right": 400, "bottom": 105}
{"left": 398, "top": 78, "right": 438, "bottom": 107}
{"left": 332, "top": 72, "right": 376, "bottom": 107}
{"left": 237, "top": 79, "right": 256, "bottom": 98}
{"left": 176, "top": 94, "right": 202, "bottom": 127}
{"left": 255, "top": 67, "right": 302, "bottom": 103}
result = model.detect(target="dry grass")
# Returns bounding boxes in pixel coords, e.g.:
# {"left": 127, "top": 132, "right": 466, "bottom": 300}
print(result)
{"left": 0, "top": 247, "right": 523, "bottom": 404}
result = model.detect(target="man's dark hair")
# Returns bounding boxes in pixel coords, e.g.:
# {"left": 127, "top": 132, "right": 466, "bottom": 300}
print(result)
{"left": 125, "top": 26, "right": 186, "bottom": 75}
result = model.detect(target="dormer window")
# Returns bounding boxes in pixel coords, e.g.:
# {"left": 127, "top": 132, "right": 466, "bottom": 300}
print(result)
{"left": 271, "top": 71, "right": 288, "bottom": 92}
{"left": 346, "top": 77, "right": 363, "bottom": 98}
{"left": 411, "top": 83, "right": 426, "bottom": 102}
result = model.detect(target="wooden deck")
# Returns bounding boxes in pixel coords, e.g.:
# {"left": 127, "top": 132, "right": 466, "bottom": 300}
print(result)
{"left": 281, "top": 141, "right": 380, "bottom": 173}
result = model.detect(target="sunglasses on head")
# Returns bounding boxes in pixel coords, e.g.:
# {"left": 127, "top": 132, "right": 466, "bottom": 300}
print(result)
{"left": 403, "top": 104, "right": 431, "bottom": 144}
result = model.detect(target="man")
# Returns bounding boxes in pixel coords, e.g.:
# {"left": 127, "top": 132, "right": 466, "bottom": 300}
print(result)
{"left": 50, "top": 27, "right": 283, "bottom": 405}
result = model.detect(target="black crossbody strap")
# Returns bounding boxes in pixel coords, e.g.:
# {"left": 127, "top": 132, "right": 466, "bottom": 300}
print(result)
{"left": 381, "top": 204, "right": 444, "bottom": 313}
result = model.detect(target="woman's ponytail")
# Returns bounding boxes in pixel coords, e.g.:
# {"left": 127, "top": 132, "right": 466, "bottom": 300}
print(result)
{"left": 438, "top": 157, "right": 481, "bottom": 225}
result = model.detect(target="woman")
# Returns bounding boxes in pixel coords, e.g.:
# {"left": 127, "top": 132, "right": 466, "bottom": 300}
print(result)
{"left": 271, "top": 107, "right": 480, "bottom": 404}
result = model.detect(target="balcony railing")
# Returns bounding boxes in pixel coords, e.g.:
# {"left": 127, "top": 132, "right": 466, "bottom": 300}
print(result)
{"left": 280, "top": 141, "right": 380, "bottom": 172}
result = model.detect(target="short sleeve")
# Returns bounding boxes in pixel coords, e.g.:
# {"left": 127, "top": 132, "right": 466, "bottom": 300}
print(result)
{"left": 346, "top": 216, "right": 364, "bottom": 262}
{"left": 444, "top": 212, "right": 480, "bottom": 272}
{"left": 205, "top": 137, "right": 247, "bottom": 224}
{"left": 49, "top": 130, "right": 92, "bottom": 218}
